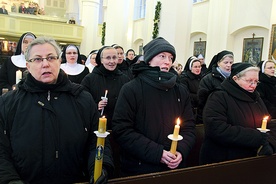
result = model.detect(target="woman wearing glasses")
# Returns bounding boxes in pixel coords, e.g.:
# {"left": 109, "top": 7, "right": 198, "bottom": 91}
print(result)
{"left": 200, "top": 63, "right": 276, "bottom": 165}
{"left": 0, "top": 37, "right": 114, "bottom": 183}
{"left": 257, "top": 60, "right": 276, "bottom": 119}
{"left": 81, "top": 46, "right": 130, "bottom": 130}
{"left": 60, "top": 44, "right": 89, "bottom": 84}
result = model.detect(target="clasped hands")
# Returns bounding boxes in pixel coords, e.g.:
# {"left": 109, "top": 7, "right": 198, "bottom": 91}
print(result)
{"left": 160, "top": 150, "right": 182, "bottom": 169}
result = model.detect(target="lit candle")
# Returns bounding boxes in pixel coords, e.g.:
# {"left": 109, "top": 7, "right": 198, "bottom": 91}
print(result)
{"left": 261, "top": 116, "right": 269, "bottom": 130}
{"left": 16, "top": 70, "right": 22, "bottom": 84}
{"left": 170, "top": 118, "right": 181, "bottom": 154}
{"left": 94, "top": 115, "right": 108, "bottom": 182}
{"left": 173, "top": 118, "right": 180, "bottom": 139}
{"left": 98, "top": 116, "right": 107, "bottom": 133}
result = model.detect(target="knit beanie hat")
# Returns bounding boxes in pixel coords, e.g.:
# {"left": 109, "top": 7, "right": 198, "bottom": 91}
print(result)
{"left": 230, "top": 62, "right": 253, "bottom": 77}
{"left": 143, "top": 37, "right": 176, "bottom": 64}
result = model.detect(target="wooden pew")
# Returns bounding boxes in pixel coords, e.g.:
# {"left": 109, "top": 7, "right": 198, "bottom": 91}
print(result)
{"left": 108, "top": 154, "right": 276, "bottom": 184}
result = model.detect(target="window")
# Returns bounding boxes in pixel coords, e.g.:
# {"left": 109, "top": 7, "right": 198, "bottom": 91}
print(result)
{"left": 193, "top": 0, "right": 203, "bottom": 3}
{"left": 134, "top": 0, "right": 146, "bottom": 20}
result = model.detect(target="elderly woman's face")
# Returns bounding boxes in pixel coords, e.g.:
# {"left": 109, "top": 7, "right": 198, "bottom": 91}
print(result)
{"left": 264, "top": 62, "right": 275, "bottom": 77}
{"left": 26, "top": 43, "right": 61, "bottom": 84}
{"left": 234, "top": 70, "right": 259, "bottom": 93}
{"left": 101, "top": 48, "right": 118, "bottom": 71}
{"left": 218, "top": 56, "right": 233, "bottom": 73}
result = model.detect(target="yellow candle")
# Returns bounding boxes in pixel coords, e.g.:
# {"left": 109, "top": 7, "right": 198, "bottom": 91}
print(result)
{"left": 16, "top": 70, "right": 22, "bottom": 84}
{"left": 98, "top": 116, "right": 107, "bottom": 133}
{"left": 172, "top": 118, "right": 180, "bottom": 139}
{"left": 170, "top": 118, "right": 181, "bottom": 154}
{"left": 94, "top": 137, "right": 105, "bottom": 182}
{"left": 261, "top": 116, "right": 269, "bottom": 130}
{"left": 170, "top": 141, "right": 177, "bottom": 155}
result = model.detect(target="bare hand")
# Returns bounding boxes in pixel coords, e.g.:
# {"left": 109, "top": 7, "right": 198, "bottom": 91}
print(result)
{"left": 160, "top": 150, "right": 182, "bottom": 169}
{"left": 98, "top": 98, "right": 108, "bottom": 110}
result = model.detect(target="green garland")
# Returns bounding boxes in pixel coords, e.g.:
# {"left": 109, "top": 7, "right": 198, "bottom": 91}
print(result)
{"left": 101, "top": 22, "right": 106, "bottom": 46}
{"left": 152, "top": 1, "right": 162, "bottom": 39}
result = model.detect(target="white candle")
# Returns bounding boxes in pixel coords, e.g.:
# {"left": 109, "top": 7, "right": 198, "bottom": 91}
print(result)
{"left": 16, "top": 70, "right": 22, "bottom": 84}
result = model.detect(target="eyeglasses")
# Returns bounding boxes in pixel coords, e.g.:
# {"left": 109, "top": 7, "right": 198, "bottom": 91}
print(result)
{"left": 239, "top": 78, "right": 260, "bottom": 86}
{"left": 101, "top": 56, "right": 118, "bottom": 61}
{"left": 28, "top": 56, "right": 59, "bottom": 63}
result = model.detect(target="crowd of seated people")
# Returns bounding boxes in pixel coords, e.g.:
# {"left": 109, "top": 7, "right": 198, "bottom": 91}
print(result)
{"left": 5, "top": 2, "right": 45, "bottom": 15}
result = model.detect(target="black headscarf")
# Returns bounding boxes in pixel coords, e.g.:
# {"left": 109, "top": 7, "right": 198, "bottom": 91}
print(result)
{"left": 184, "top": 56, "right": 200, "bottom": 72}
{"left": 15, "top": 32, "right": 36, "bottom": 55}
{"left": 95, "top": 46, "right": 109, "bottom": 67}
{"left": 61, "top": 44, "right": 82, "bottom": 64}
{"left": 205, "top": 50, "right": 234, "bottom": 75}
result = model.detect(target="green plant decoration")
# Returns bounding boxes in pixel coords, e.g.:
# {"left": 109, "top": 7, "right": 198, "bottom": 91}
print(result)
{"left": 152, "top": 1, "right": 162, "bottom": 39}
{"left": 101, "top": 22, "right": 106, "bottom": 46}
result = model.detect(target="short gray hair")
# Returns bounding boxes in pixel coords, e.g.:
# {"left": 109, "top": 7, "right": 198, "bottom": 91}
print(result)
{"left": 25, "top": 36, "right": 61, "bottom": 62}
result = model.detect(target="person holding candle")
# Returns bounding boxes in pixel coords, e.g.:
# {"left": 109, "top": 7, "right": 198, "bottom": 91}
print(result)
{"left": 200, "top": 63, "right": 276, "bottom": 165}
{"left": 81, "top": 46, "right": 130, "bottom": 130}
{"left": 112, "top": 37, "right": 196, "bottom": 177}
{"left": 0, "top": 32, "right": 36, "bottom": 95}
{"left": 256, "top": 60, "right": 276, "bottom": 119}
{"left": 0, "top": 37, "right": 114, "bottom": 183}
{"left": 60, "top": 44, "right": 90, "bottom": 84}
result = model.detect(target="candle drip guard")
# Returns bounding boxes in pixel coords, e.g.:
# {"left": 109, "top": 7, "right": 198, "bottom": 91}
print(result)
{"left": 168, "top": 134, "right": 183, "bottom": 141}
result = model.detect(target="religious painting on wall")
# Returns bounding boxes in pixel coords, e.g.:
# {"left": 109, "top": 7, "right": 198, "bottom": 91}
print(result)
{"left": 242, "top": 37, "right": 263, "bottom": 66}
{"left": 193, "top": 41, "right": 206, "bottom": 57}
{"left": 269, "top": 24, "right": 276, "bottom": 62}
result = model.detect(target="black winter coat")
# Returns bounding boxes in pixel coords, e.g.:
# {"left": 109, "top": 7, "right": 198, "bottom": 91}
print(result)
{"left": 200, "top": 78, "right": 276, "bottom": 165}
{"left": 256, "top": 73, "right": 276, "bottom": 118}
{"left": 0, "top": 70, "right": 113, "bottom": 183}
{"left": 179, "top": 71, "right": 201, "bottom": 111}
{"left": 112, "top": 63, "right": 196, "bottom": 176}
{"left": 81, "top": 65, "right": 130, "bottom": 129}
{"left": 197, "top": 67, "right": 225, "bottom": 124}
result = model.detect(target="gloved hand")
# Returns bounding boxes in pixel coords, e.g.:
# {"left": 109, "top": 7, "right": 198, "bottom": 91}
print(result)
{"left": 90, "top": 167, "right": 108, "bottom": 184}
{"left": 258, "top": 133, "right": 273, "bottom": 156}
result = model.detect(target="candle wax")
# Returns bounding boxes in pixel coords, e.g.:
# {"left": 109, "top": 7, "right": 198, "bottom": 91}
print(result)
{"left": 261, "top": 119, "right": 268, "bottom": 130}
{"left": 16, "top": 70, "right": 22, "bottom": 84}
{"left": 98, "top": 117, "right": 107, "bottom": 133}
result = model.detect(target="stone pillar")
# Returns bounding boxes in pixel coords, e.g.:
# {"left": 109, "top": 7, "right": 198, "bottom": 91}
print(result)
{"left": 79, "top": 0, "right": 100, "bottom": 55}
{"left": 157, "top": 0, "right": 193, "bottom": 65}
{"left": 65, "top": 0, "right": 79, "bottom": 24}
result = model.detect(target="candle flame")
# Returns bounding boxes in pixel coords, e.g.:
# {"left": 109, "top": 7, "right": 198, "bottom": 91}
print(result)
{"left": 176, "top": 117, "right": 180, "bottom": 126}
{"left": 102, "top": 115, "right": 105, "bottom": 118}
{"left": 263, "top": 116, "right": 269, "bottom": 120}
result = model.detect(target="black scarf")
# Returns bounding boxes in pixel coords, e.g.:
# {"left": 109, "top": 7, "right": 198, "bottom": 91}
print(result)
{"left": 133, "top": 62, "right": 177, "bottom": 90}
{"left": 229, "top": 78, "right": 258, "bottom": 100}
